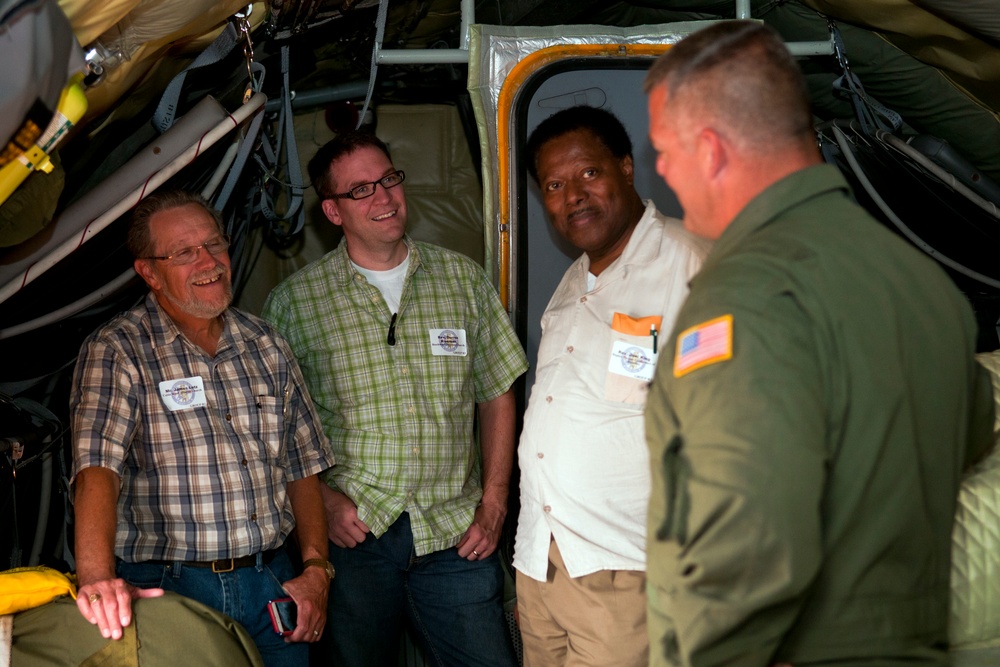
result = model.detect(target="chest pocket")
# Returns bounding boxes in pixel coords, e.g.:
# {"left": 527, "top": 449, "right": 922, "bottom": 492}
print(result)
{"left": 604, "top": 314, "right": 661, "bottom": 405}
{"left": 230, "top": 395, "right": 284, "bottom": 457}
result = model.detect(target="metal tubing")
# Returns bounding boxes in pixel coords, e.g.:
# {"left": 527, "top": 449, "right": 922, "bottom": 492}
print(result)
{"left": 377, "top": 0, "right": 473, "bottom": 64}
{"left": 378, "top": 48, "right": 469, "bottom": 64}
{"left": 787, "top": 39, "right": 835, "bottom": 57}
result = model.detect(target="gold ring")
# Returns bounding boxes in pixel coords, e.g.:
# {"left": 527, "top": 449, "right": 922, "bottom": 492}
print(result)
{"left": 88, "top": 592, "right": 102, "bottom": 604}
{"left": 472, "top": 550, "right": 479, "bottom": 556}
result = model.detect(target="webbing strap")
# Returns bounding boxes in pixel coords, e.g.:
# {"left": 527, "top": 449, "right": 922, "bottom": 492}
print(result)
{"left": 151, "top": 22, "right": 241, "bottom": 133}
{"left": 829, "top": 21, "right": 903, "bottom": 136}
{"left": 255, "top": 44, "right": 305, "bottom": 238}
{"left": 213, "top": 101, "right": 265, "bottom": 213}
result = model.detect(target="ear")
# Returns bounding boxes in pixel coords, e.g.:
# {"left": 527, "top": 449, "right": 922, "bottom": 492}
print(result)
{"left": 620, "top": 155, "right": 635, "bottom": 185}
{"left": 321, "top": 198, "right": 343, "bottom": 227}
{"left": 134, "top": 258, "right": 160, "bottom": 291}
{"left": 699, "top": 127, "right": 727, "bottom": 181}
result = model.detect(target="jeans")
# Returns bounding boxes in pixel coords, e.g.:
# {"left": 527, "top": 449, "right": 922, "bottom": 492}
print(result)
{"left": 321, "top": 512, "right": 516, "bottom": 667}
{"left": 117, "top": 548, "right": 307, "bottom": 667}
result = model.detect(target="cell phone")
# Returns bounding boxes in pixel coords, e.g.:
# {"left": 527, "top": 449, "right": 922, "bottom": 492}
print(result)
{"left": 267, "top": 597, "right": 297, "bottom": 636}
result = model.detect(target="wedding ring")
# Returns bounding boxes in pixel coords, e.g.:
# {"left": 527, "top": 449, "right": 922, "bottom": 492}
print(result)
{"left": 313, "top": 630, "right": 320, "bottom": 637}
{"left": 88, "top": 592, "right": 102, "bottom": 604}
{"left": 472, "top": 550, "right": 479, "bottom": 556}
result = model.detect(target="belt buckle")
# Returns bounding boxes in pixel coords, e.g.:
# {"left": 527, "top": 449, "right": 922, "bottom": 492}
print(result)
{"left": 212, "top": 558, "right": 235, "bottom": 573}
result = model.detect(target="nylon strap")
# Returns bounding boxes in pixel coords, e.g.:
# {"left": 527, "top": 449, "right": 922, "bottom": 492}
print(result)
{"left": 151, "top": 22, "right": 241, "bottom": 133}
{"left": 829, "top": 21, "right": 903, "bottom": 136}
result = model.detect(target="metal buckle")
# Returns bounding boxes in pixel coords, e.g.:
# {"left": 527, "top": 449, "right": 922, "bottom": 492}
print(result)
{"left": 212, "top": 559, "right": 236, "bottom": 573}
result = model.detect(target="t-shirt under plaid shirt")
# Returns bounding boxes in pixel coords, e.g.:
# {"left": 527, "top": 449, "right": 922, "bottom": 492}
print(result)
{"left": 263, "top": 238, "right": 528, "bottom": 556}
{"left": 71, "top": 293, "right": 335, "bottom": 562}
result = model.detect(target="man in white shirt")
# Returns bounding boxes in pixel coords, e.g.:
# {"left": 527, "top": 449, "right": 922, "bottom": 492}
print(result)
{"left": 513, "top": 105, "right": 710, "bottom": 667}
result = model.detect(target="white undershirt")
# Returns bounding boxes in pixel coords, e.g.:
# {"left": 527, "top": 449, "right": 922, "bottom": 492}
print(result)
{"left": 352, "top": 253, "right": 410, "bottom": 314}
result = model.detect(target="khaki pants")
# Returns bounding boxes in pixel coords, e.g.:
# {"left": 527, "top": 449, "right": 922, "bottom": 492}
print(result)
{"left": 516, "top": 539, "right": 648, "bottom": 667}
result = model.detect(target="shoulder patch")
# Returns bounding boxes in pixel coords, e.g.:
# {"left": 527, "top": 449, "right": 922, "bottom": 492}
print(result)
{"left": 673, "top": 315, "right": 733, "bottom": 378}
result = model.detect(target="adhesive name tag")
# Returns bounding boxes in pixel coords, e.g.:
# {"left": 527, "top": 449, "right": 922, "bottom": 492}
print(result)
{"left": 608, "top": 341, "right": 657, "bottom": 382}
{"left": 428, "top": 328, "right": 468, "bottom": 356}
{"left": 158, "top": 376, "right": 207, "bottom": 411}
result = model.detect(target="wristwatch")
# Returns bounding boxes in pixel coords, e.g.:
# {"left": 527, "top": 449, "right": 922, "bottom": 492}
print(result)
{"left": 302, "top": 558, "right": 336, "bottom": 582}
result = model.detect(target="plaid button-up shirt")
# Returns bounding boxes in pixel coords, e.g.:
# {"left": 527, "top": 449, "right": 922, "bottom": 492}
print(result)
{"left": 71, "top": 293, "right": 335, "bottom": 562}
{"left": 263, "top": 238, "right": 528, "bottom": 555}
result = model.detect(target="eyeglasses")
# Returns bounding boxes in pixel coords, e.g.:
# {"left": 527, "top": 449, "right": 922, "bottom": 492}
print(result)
{"left": 330, "top": 170, "right": 405, "bottom": 200}
{"left": 145, "top": 235, "right": 231, "bottom": 265}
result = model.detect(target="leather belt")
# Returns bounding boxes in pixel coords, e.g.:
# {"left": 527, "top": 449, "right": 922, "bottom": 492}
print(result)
{"left": 147, "top": 548, "right": 280, "bottom": 573}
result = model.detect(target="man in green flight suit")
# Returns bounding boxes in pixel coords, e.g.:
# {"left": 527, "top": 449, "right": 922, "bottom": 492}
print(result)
{"left": 642, "top": 21, "right": 995, "bottom": 667}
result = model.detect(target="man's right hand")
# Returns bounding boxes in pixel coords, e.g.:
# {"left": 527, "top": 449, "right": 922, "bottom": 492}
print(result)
{"left": 320, "top": 485, "right": 370, "bottom": 547}
{"left": 75, "top": 577, "right": 164, "bottom": 640}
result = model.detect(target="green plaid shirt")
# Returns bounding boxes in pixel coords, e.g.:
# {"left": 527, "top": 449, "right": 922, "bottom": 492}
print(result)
{"left": 263, "top": 237, "right": 527, "bottom": 555}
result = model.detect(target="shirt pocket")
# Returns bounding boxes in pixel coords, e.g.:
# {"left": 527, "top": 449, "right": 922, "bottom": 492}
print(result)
{"left": 231, "top": 394, "right": 285, "bottom": 458}
{"left": 603, "top": 313, "right": 662, "bottom": 405}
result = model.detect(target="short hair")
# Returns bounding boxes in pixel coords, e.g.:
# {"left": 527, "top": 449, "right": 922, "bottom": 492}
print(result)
{"left": 308, "top": 131, "right": 393, "bottom": 199}
{"left": 644, "top": 21, "right": 813, "bottom": 151}
{"left": 525, "top": 106, "right": 633, "bottom": 184}
{"left": 128, "top": 190, "right": 223, "bottom": 259}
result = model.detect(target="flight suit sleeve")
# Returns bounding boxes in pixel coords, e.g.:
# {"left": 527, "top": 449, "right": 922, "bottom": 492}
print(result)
{"left": 646, "top": 285, "right": 827, "bottom": 667}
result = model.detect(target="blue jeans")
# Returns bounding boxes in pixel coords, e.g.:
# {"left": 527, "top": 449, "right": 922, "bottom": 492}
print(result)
{"left": 117, "top": 549, "right": 307, "bottom": 667}
{"left": 322, "top": 512, "right": 516, "bottom": 667}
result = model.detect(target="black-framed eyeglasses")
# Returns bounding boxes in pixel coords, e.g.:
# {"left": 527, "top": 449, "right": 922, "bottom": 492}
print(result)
{"left": 144, "top": 235, "right": 231, "bottom": 265}
{"left": 330, "top": 170, "right": 405, "bottom": 200}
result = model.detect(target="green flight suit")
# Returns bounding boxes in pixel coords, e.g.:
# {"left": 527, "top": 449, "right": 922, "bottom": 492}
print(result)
{"left": 645, "top": 165, "right": 995, "bottom": 667}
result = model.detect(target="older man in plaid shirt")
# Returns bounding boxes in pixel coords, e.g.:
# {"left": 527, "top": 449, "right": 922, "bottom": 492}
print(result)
{"left": 263, "top": 131, "right": 527, "bottom": 667}
{"left": 71, "top": 190, "right": 336, "bottom": 667}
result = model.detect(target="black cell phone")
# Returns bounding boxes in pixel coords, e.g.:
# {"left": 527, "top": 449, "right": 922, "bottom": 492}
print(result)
{"left": 267, "top": 597, "right": 297, "bottom": 636}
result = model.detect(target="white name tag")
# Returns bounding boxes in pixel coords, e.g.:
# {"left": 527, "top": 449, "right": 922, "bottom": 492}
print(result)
{"left": 428, "top": 328, "right": 468, "bottom": 356}
{"left": 607, "top": 341, "right": 657, "bottom": 382}
{"left": 158, "top": 376, "right": 207, "bottom": 411}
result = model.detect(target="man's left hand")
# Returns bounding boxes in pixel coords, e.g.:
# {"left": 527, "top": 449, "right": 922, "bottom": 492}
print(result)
{"left": 281, "top": 567, "right": 329, "bottom": 643}
{"left": 456, "top": 500, "right": 506, "bottom": 561}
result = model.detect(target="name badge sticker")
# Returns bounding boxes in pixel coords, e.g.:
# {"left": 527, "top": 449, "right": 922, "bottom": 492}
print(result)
{"left": 429, "top": 328, "right": 468, "bottom": 356}
{"left": 159, "top": 376, "right": 207, "bottom": 411}
{"left": 608, "top": 341, "right": 657, "bottom": 382}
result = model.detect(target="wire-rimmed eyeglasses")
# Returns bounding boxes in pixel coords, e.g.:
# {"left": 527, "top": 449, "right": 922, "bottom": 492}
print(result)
{"left": 329, "top": 170, "right": 405, "bottom": 200}
{"left": 144, "top": 235, "right": 231, "bottom": 265}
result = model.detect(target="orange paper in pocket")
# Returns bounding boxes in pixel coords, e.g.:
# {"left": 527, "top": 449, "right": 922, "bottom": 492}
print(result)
{"left": 612, "top": 313, "right": 663, "bottom": 337}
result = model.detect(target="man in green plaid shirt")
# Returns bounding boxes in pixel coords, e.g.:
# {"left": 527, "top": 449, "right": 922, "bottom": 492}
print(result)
{"left": 262, "top": 131, "right": 527, "bottom": 667}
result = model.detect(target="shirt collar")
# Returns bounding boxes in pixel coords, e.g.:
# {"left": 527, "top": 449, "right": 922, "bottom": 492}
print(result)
{"left": 701, "top": 164, "right": 849, "bottom": 274}
{"left": 331, "top": 235, "right": 424, "bottom": 286}
{"left": 575, "top": 199, "right": 660, "bottom": 281}
{"left": 140, "top": 292, "right": 262, "bottom": 357}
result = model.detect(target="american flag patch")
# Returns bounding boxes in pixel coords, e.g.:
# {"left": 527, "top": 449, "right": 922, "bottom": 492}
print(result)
{"left": 673, "top": 315, "right": 733, "bottom": 377}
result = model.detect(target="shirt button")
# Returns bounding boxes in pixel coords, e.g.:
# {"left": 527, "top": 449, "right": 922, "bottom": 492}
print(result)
{"left": 408, "top": 405, "right": 415, "bottom": 414}
{"left": 580, "top": 296, "right": 587, "bottom": 303}
{"left": 225, "top": 413, "right": 232, "bottom": 422}
{"left": 566, "top": 346, "right": 574, "bottom": 353}
{"left": 545, "top": 395, "right": 553, "bottom": 403}
{"left": 407, "top": 490, "right": 414, "bottom": 498}
{"left": 250, "top": 513, "right": 257, "bottom": 521}
{"left": 412, "top": 446, "right": 419, "bottom": 454}
{"left": 241, "top": 458, "right": 248, "bottom": 467}
{"left": 537, "top": 452, "right": 544, "bottom": 459}
{"left": 543, "top": 505, "right": 552, "bottom": 513}
{"left": 401, "top": 367, "right": 409, "bottom": 375}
